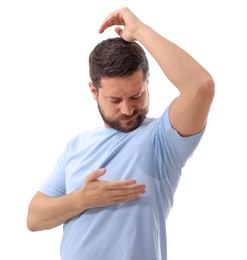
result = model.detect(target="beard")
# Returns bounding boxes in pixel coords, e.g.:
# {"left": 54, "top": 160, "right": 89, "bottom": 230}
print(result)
{"left": 97, "top": 102, "right": 148, "bottom": 132}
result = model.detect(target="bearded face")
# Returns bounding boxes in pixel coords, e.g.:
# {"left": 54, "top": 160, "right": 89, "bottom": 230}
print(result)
{"left": 89, "top": 71, "right": 149, "bottom": 132}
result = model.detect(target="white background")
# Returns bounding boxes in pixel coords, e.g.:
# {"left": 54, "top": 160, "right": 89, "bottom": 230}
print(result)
{"left": 0, "top": 0, "right": 246, "bottom": 259}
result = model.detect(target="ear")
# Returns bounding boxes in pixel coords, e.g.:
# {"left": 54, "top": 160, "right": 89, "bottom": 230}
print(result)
{"left": 88, "top": 82, "right": 98, "bottom": 100}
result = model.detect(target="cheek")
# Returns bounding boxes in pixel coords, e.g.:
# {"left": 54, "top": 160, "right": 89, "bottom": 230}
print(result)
{"left": 100, "top": 99, "right": 119, "bottom": 115}
{"left": 106, "top": 104, "right": 118, "bottom": 114}
{"left": 138, "top": 94, "right": 149, "bottom": 108}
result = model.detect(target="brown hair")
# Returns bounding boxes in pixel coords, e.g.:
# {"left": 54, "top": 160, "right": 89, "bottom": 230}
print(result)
{"left": 89, "top": 37, "right": 149, "bottom": 90}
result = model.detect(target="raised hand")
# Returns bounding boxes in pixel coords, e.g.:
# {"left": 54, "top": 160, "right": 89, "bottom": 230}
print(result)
{"left": 98, "top": 7, "right": 144, "bottom": 42}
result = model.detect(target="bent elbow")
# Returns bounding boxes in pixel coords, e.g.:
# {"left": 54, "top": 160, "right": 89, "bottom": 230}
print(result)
{"left": 26, "top": 216, "right": 40, "bottom": 232}
{"left": 199, "top": 74, "right": 215, "bottom": 101}
{"left": 26, "top": 210, "right": 45, "bottom": 232}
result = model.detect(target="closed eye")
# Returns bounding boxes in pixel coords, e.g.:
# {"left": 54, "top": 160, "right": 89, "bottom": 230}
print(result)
{"left": 131, "top": 93, "right": 142, "bottom": 100}
{"left": 108, "top": 98, "right": 121, "bottom": 104}
{"left": 107, "top": 92, "right": 143, "bottom": 103}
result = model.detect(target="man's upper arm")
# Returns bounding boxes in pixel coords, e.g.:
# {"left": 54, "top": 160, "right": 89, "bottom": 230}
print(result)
{"left": 169, "top": 79, "right": 215, "bottom": 137}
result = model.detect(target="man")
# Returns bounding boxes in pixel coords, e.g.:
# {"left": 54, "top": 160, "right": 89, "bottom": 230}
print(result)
{"left": 27, "top": 7, "right": 215, "bottom": 260}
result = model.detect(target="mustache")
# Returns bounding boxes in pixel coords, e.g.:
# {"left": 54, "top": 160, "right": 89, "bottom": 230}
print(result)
{"left": 119, "top": 111, "right": 138, "bottom": 120}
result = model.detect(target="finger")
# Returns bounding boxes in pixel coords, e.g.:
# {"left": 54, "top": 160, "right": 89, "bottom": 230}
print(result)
{"left": 98, "top": 9, "right": 125, "bottom": 33}
{"left": 86, "top": 168, "right": 106, "bottom": 182}
{"left": 111, "top": 184, "right": 146, "bottom": 196}
{"left": 103, "top": 179, "right": 139, "bottom": 189}
{"left": 111, "top": 192, "right": 145, "bottom": 204}
{"left": 123, "top": 184, "right": 146, "bottom": 194}
{"left": 98, "top": 16, "right": 115, "bottom": 33}
{"left": 99, "top": 20, "right": 120, "bottom": 34}
{"left": 114, "top": 27, "right": 123, "bottom": 37}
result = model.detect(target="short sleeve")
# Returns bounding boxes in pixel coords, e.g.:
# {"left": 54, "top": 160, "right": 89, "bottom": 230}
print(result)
{"left": 38, "top": 146, "right": 68, "bottom": 197}
{"left": 150, "top": 105, "right": 205, "bottom": 170}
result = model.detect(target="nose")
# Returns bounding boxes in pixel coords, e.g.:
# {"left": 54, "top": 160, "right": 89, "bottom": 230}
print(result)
{"left": 120, "top": 101, "right": 134, "bottom": 116}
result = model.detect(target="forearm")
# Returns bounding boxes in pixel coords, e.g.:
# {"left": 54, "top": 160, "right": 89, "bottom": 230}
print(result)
{"left": 27, "top": 171, "right": 146, "bottom": 232}
{"left": 136, "top": 24, "right": 213, "bottom": 93}
{"left": 27, "top": 191, "right": 85, "bottom": 231}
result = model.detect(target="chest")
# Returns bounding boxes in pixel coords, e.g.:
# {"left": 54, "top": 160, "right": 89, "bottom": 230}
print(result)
{"left": 65, "top": 133, "right": 160, "bottom": 196}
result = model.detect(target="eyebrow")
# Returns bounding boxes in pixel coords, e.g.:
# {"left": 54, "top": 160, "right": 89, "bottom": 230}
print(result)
{"left": 106, "top": 90, "right": 143, "bottom": 100}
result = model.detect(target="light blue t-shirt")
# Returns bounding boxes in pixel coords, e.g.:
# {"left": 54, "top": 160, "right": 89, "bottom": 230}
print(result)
{"left": 39, "top": 106, "right": 204, "bottom": 260}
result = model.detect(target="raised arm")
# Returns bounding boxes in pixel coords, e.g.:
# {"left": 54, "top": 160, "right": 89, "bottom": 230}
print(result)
{"left": 99, "top": 7, "right": 215, "bottom": 136}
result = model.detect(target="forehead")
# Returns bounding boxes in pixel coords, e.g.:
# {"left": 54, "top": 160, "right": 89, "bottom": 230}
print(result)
{"left": 99, "top": 71, "right": 146, "bottom": 97}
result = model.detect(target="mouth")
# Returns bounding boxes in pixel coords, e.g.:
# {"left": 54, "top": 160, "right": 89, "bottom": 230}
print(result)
{"left": 121, "top": 112, "right": 138, "bottom": 121}
{"left": 122, "top": 116, "right": 137, "bottom": 123}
